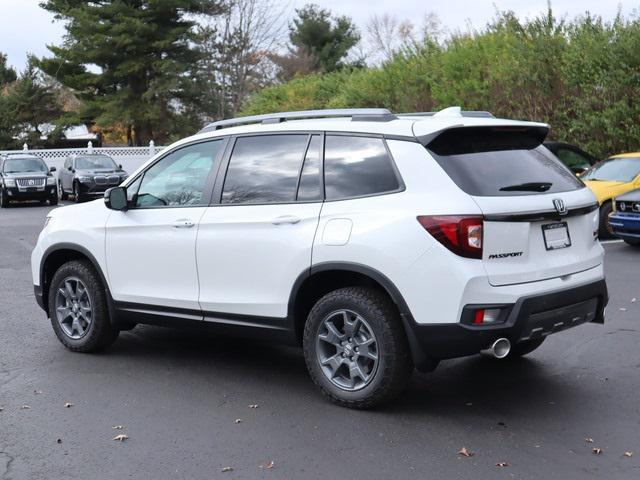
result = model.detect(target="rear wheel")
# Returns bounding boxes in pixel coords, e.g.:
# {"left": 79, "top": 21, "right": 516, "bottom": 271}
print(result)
{"left": 598, "top": 202, "right": 614, "bottom": 239}
{"left": 49, "top": 194, "right": 58, "bottom": 206}
{"left": 303, "top": 287, "right": 412, "bottom": 409}
{"left": 509, "top": 337, "right": 545, "bottom": 357}
{"left": 48, "top": 260, "right": 119, "bottom": 352}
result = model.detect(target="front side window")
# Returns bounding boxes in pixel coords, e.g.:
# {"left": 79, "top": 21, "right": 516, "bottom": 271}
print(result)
{"left": 583, "top": 157, "right": 640, "bottom": 183}
{"left": 221, "top": 135, "right": 309, "bottom": 204}
{"left": 132, "top": 140, "right": 222, "bottom": 208}
{"left": 324, "top": 135, "right": 400, "bottom": 200}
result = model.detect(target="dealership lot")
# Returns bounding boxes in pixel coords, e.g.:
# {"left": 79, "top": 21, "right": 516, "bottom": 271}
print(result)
{"left": 1, "top": 203, "right": 638, "bottom": 480}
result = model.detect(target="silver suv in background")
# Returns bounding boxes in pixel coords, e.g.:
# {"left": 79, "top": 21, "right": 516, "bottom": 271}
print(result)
{"left": 58, "top": 154, "right": 128, "bottom": 202}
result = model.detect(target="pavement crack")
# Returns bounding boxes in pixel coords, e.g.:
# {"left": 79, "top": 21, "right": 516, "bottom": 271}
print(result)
{"left": 0, "top": 451, "right": 15, "bottom": 480}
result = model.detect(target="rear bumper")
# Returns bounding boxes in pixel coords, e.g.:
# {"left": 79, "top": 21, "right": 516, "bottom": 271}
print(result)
{"left": 406, "top": 278, "right": 608, "bottom": 368}
{"left": 609, "top": 213, "right": 640, "bottom": 239}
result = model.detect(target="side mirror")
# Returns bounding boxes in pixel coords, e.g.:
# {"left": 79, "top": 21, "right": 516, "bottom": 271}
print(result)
{"left": 50, "top": 166, "right": 56, "bottom": 172}
{"left": 118, "top": 164, "right": 123, "bottom": 170}
{"left": 104, "top": 186, "right": 128, "bottom": 211}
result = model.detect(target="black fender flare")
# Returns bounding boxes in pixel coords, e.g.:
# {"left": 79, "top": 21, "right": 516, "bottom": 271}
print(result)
{"left": 288, "top": 261, "right": 437, "bottom": 372}
{"left": 39, "top": 243, "right": 118, "bottom": 326}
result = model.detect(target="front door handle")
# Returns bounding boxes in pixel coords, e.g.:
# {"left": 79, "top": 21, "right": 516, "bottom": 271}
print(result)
{"left": 173, "top": 219, "right": 195, "bottom": 229}
{"left": 272, "top": 215, "right": 301, "bottom": 225}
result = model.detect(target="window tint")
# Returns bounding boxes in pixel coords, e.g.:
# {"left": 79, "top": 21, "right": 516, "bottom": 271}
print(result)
{"left": 324, "top": 136, "right": 400, "bottom": 200}
{"left": 428, "top": 128, "right": 583, "bottom": 197}
{"left": 221, "top": 135, "right": 308, "bottom": 204}
{"left": 134, "top": 140, "right": 222, "bottom": 208}
{"left": 297, "top": 135, "right": 322, "bottom": 201}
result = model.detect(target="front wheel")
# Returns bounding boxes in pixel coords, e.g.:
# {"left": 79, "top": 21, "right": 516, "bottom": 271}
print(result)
{"left": 0, "top": 188, "right": 8, "bottom": 208}
{"left": 303, "top": 287, "right": 412, "bottom": 409}
{"left": 47, "top": 260, "right": 119, "bottom": 352}
{"left": 58, "top": 181, "right": 68, "bottom": 201}
{"left": 49, "top": 194, "right": 58, "bottom": 206}
{"left": 598, "top": 202, "right": 614, "bottom": 239}
{"left": 73, "top": 182, "right": 84, "bottom": 203}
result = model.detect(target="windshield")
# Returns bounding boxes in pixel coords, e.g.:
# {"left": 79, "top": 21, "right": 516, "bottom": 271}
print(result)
{"left": 75, "top": 156, "right": 117, "bottom": 170}
{"left": 583, "top": 157, "right": 640, "bottom": 183}
{"left": 3, "top": 158, "right": 48, "bottom": 174}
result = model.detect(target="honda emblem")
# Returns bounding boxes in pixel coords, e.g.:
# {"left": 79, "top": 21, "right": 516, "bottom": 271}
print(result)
{"left": 553, "top": 198, "right": 567, "bottom": 215}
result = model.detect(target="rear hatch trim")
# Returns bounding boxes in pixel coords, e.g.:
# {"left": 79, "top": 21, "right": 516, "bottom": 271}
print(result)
{"left": 484, "top": 203, "right": 598, "bottom": 222}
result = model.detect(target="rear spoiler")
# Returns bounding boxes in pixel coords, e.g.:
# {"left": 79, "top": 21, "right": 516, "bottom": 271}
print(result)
{"left": 418, "top": 125, "right": 550, "bottom": 154}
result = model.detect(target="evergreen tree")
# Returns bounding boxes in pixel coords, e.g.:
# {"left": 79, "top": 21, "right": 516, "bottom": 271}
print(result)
{"left": 38, "top": 0, "right": 223, "bottom": 145}
{"left": 289, "top": 4, "right": 360, "bottom": 72}
{"left": 0, "top": 53, "right": 17, "bottom": 86}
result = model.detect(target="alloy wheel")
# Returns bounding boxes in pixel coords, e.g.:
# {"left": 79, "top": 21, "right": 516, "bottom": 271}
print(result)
{"left": 316, "top": 309, "right": 379, "bottom": 391}
{"left": 54, "top": 277, "right": 93, "bottom": 339}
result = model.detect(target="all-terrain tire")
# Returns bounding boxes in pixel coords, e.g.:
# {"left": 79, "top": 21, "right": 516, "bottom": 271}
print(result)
{"left": 47, "top": 260, "right": 119, "bottom": 352}
{"left": 303, "top": 287, "right": 412, "bottom": 409}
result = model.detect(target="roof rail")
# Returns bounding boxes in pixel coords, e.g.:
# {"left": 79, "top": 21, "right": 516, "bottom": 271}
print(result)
{"left": 199, "top": 108, "right": 397, "bottom": 133}
{"left": 398, "top": 107, "right": 494, "bottom": 119}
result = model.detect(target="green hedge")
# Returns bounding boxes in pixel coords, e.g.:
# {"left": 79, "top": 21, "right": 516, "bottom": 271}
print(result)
{"left": 243, "top": 11, "right": 640, "bottom": 158}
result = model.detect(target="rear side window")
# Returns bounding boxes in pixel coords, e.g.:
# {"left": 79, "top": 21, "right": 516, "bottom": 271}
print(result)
{"left": 324, "top": 135, "right": 400, "bottom": 200}
{"left": 222, "top": 135, "right": 309, "bottom": 204}
{"left": 428, "top": 127, "right": 583, "bottom": 196}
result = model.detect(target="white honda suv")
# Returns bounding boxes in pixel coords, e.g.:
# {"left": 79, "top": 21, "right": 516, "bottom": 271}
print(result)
{"left": 32, "top": 107, "right": 608, "bottom": 408}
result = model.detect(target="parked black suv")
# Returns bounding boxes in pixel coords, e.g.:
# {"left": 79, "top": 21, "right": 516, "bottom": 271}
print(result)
{"left": 0, "top": 154, "right": 58, "bottom": 208}
{"left": 58, "top": 154, "right": 128, "bottom": 202}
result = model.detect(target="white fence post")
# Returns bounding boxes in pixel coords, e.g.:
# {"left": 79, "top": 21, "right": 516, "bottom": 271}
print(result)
{"left": 149, "top": 140, "right": 155, "bottom": 156}
{"left": 87, "top": 141, "right": 93, "bottom": 154}
{"left": 23, "top": 143, "right": 28, "bottom": 151}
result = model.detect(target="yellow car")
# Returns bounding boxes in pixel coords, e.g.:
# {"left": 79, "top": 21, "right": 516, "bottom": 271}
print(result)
{"left": 583, "top": 153, "right": 640, "bottom": 237}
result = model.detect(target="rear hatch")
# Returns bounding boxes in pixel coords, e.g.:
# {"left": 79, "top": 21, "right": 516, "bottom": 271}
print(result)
{"left": 427, "top": 126, "right": 602, "bottom": 287}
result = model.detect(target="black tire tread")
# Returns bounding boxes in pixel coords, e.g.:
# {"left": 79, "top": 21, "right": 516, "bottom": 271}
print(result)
{"left": 303, "top": 287, "right": 412, "bottom": 409}
{"left": 48, "top": 260, "right": 118, "bottom": 352}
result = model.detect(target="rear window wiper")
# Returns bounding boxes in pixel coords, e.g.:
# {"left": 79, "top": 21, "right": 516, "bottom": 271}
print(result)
{"left": 499, "top": 182, "right": 552, "bottom": 192}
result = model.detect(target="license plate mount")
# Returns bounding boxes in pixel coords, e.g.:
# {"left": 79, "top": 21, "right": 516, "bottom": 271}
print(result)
{"left": 542, "top": 222, "right": 571, "bottom": 250}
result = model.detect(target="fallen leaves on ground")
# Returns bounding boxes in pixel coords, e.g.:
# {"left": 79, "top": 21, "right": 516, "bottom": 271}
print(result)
{"left": 221, "top": 466, "right": 233, "bottom": 472}
{"left": 592, "top": 448, "right": 603, "bottom": 455}
{"left": 457, "top": 447, "right": 474, "bottom": 457}
{"left": 34, "top": 390, "right": 42, "bottom": 395}
{"left": 234, "top": 418, "right": 242, "bottom": 424}
{"left": 585, "top": 438, "right": 594, "bottom": 443}
{"left": 0, "top": 406, "right": 3, "bottom": 412}
{"left": 619, "top": 307, "right": 627, "bottom": 312}
{"left": 496, "top": 462, "right": 509, "bottom": 467}
{"left": 20, "top": 405, "right": 31, "bottom": 410}
{"left": 623, "top": 451, "right": 633, "bottom": 458}
{"left": 631, "top": 298, "right": 636, "bottom": 303}
{"left": 112, "top": 425, "right": 124, "bottom": 430}
{"left": 248, "top": 404, "right": 259, "bottom": 409}
{"left": 64, "top": 402, "right": 73, "bottom": 408}
{"left": 261, "top": 460, "right": 275, "bottom": 469}
{"left": 56, "top": 438, "right": 62, "bottom": 444}
{"left": 113, "top": 434, "right": 129, "bottom": 442}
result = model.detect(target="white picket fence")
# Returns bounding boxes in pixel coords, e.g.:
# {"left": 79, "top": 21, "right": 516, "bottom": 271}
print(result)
{"left": 0, "top": 141, "right": 165, "bottom": 174}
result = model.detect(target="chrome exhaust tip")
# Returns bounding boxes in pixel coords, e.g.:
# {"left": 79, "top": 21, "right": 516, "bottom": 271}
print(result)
{"left": 481, "top": 338, "right": 511, "bottom": 359}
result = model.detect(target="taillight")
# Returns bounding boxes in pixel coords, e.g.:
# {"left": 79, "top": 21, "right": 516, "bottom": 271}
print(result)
{"left": 417, "top": 215, "right": 483, "bottom": 259}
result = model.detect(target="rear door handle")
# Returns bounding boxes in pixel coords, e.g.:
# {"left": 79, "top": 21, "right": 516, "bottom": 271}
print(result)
{"left": 272, "top": 215, "right": 301, "bottom": 225}
{"left": 173, "top": 219, "right": 195, "bottom": 229}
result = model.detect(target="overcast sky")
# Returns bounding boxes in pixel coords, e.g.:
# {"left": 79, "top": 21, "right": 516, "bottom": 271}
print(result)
{"left": 0, "top": 0, "right": 635, "bottom": 71}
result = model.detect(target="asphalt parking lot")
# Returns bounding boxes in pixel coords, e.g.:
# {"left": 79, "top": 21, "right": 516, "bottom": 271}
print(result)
{"left": 1, "top": 202, "right": 639, "bottom": 480}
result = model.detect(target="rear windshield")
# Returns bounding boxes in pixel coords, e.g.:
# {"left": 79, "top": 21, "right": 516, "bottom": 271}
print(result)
{"left": 583, "top": 157, "right": 640, "bottom": 183}
{"left": 427, "top": 127, "right": 584, "bottom": 196}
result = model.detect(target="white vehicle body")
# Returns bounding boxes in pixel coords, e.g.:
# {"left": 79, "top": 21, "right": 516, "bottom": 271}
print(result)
{"left": 32, "top": 107, "right": 608, "bottom": 381}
